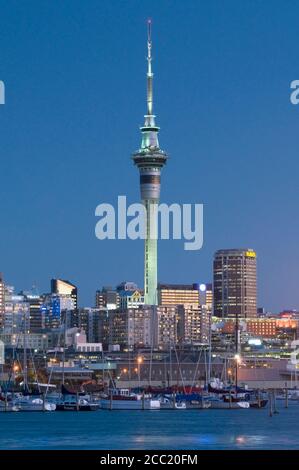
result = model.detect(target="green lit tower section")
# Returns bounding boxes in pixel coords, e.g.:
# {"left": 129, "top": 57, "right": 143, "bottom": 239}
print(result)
{"left": 132, "top": 20, "right": 168, "bottom": 305}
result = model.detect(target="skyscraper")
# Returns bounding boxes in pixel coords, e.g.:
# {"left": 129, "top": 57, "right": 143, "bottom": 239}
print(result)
{"left": 51, "top": 278, "right": 78, "bottom": 309}
{"left": 132, "top": 21, "right": 168, "bottom": 305}
{"left": 213, "top": 249, "right": 257, "bottom": 319}
{"left": 95, "top": 286, "right": 120, "bottom": 310}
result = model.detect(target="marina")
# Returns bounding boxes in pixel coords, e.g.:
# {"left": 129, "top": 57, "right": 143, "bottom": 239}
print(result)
{"left": 0, "top": 0, "right": 298, "bottom": 454}
{"left": 0, "top": 380, "right": 294, "bottom": 412}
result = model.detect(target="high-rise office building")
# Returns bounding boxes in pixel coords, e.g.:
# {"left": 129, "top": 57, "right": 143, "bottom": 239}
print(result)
{"left": 42, "top": 293, "right": 75, "bottom": 329}
{"left": 95, "top": 286, "right": 120, "bottom": 310}
{"left": 156, "top": 306, "right": 178, "bottom": 348}
{"left": 4, "top": 286, "right": 28, "bottom": 334}
{"left": 72, "top": 308, "right": 102, "bottom": 343}
{"left": 17, "top": 291, "right": 44, "bottom": 333}
{"left": 97, "top": 306, "right": 157, "bottom": 350}
{"left": 51, "top": 279, "right": 77, "bottom": 309}
{"left": 177, "top": 305, "right": 210, "bottom": 345}
{"left": 158, "top": 284, "right": 200, "bottom": 308}
{"left": 213, "top": 249, "right": 257, "bottom": 319}
{"left": 132, "top": 21, "right": 168, "bottom": 305}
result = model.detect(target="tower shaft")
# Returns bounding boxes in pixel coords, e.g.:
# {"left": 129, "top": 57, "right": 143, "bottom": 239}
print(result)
{"left": 144, "top": 199, "right": 158, "bottom": 305}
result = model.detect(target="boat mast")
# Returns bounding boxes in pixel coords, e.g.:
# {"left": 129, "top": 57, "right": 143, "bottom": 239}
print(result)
{"left": 62, "top": 311, "right": 66, "bottom": 385}
{"left": 23, "top": 310, "right": 28, "bottom": 391}
{"left": 235, "top": 310, "right": 239, "bottom": 396}
{"left": 207, "top": 310, "right": 212, "bottom": 385}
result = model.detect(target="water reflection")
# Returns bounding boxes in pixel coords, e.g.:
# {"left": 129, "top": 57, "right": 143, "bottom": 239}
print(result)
{"left": 1, "top": 407, "right": 299, "bottom": 450}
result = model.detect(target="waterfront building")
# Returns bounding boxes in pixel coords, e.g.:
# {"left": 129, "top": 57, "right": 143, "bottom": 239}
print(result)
{"left": 246, "top": 318, "right": 277, "bottom": 338}
{"left": 213, "top": 248, "right": 257, "bottom": 319}
{"left": 51, "top": 278, "right": 78, "bottom": 309}
{"left": 132, "top": 21, "right": 168, "bottom": 305}
{"left": 276, "top": 317, "right": 299, "bottom": 339}
{"left": 279, "top": 309, "right": 299, "bottom": 319}
{"left": 1, "top": 332, "right": 48, "bottom": 352}
{"left": 220, "top": 317, "right": 299, "bottom": 340}
{"left": 64, "top": 328, "right": 103, "bottom": 353}
{"left": 158, "top": 283, "right": 200, "bottom": 307}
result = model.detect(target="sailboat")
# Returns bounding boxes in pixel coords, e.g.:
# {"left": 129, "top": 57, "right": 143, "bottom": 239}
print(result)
{"left": 12, "top": 312, "right": 56, "bottom": 411}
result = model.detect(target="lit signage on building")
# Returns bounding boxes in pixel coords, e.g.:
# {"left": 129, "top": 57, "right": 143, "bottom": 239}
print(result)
{"left": 245, "top": 251, "right": 256, "bottom": 258}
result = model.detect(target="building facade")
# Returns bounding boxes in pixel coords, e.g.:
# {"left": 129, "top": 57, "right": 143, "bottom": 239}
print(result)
{"left": 158, "top": 284, "right": 200, "bottom": 307}
{"left": 119, "top": 290, "right": 145, "bottom": 310}
{"left": 157, "top": 306, "right": 178, "bottom": 348}
{"left": 213, "top": 249, "right": 257, "bottom": 319}
{"left": 177, "top": 305, "right": 210, "bottom": 345}
{"left": 51, "top": 279, "right": 77, "bottom": 309}
{"left": 95, "top": 286, "right": 120, "bottom": 310}
{"left": 3, "top": 286, "right": 28, "bottom": 334}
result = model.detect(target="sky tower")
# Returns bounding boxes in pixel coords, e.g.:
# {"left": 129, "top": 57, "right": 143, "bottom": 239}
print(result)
{"left": 132, "top": 20, "right": 168, "bottom": 305}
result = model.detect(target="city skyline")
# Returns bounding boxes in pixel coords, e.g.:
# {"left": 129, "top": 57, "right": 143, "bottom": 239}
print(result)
{"left": 1, "top": 1, "right": 299, "bottom": 311}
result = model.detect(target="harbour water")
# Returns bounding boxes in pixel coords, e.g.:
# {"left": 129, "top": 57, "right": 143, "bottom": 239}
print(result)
{"left": 0, "top": 402, "right": 298, "bottom": 450}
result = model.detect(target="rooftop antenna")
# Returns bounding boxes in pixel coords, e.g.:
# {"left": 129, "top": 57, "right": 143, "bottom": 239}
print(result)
{"left": 146, "top": 18, "right": 153, "bottom": 116}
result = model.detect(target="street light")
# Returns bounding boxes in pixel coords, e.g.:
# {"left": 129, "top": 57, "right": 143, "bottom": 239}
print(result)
{"left": 137, "top": 356, "right": 143, "bottom": 387}
{"left": 234, "top": 353, "right": 242, "bottom": 365}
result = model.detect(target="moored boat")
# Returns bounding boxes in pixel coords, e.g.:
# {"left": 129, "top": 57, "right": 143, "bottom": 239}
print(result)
{"left": 100, "top": 388, "right": 160, "bottom": 410}
{"left": 14, "top": 395, "right": 56, "bottom": 411}
{"left": 56, "top": 397, "right": 100, "bottom": 411}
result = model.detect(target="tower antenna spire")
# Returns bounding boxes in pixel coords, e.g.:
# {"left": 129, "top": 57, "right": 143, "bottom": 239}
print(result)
{"left": 146, "top": 18, "right": 153, "bottom": 116}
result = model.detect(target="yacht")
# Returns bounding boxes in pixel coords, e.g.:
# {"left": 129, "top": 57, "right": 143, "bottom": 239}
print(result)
{"left": 14, "top": 395, "right": 56, "bottom": 411}
{"left": 100, "top": 388, "right": 160, "bottom": 410}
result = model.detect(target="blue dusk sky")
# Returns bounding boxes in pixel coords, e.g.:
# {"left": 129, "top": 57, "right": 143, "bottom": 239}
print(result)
{"left": 0, "top": 0, "right": 298, "bottom": 311}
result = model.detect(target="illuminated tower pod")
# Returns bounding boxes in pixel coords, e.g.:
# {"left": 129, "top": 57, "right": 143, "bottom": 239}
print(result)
{"left": 132, "top": 21, "right": 168, "bottom": 305}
